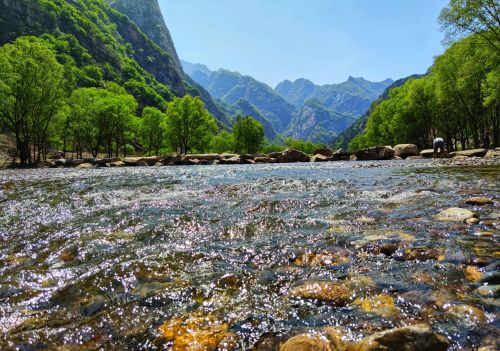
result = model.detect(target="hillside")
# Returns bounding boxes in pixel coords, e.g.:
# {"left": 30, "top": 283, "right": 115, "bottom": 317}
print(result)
{"left": 275, "top": 76, "right": 393, "bottom": 117}
{"left": 184, "top": 64, "right": 296, "bottom": 133}
{"left": 0, "top": 0, "right": 230, "bottom": 125}
{"left": 332, "top": 74, "right": 423, "bottom": 150}
{"left": 219, "top": 99, "right": 277, "bottom": 139}
{"left": 285, "top": 99, "right": 357, "bottom": 144}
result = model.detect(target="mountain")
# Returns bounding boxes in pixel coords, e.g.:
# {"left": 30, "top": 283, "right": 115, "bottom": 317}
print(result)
{"left": 182, "top": 62, "right": 295, "bottom": 133}
{"left": 0, "top": 0, "right": 230, "bottom": 126}
{"left": 275, "top": 76, "right": 394, "bottom": 117}
{"left": 219, "top": 99, "right": 277, "bottom": 139}
{"left": 107, "top": 0, "right": 182, "bottom": 74}
{"left": 285, "top": 99, "right": 357, "bottom": 144}
{"left": 332, "top": 74, "right": 423, "bottom": 150}
{"left": 105, "top": 0, "right": 230, "bottom": 126}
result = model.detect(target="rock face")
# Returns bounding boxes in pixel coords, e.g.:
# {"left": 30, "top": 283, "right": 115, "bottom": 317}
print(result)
{"left": 436, "top": 208, "right": 477, "bottom": 222}
{"left": 285, "top": 99, "right": 357, "bottom": 144}
{"left": 349, "top": 324, "right": 449, "bottom": 351}
{"left": 353, "top": 146, "right": 394, "bottom": 161}
{"left": 393, "top": 144, "right": 418, "bottom": 158}
{"left": 275, "top": 76, "right": 393, "bottom": 118}
{"left": 107, "top": 0, "right": 182, "bottom": 72}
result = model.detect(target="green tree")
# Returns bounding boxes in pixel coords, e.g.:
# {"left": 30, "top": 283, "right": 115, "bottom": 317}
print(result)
{"left": 210, "top": 131, "right": 235, "bottom": 154}
{"left": 233, "top": 116, "right": 265, "bottom": 154}
{"left": 439, "top": 0, "right": 500, "bottom": 53}
{"left": 0, "top": 36, "right": 66, "bottom": 166}
{"left": 165, "top": 95, "right": 218, "bottom": 154}
{"left": 65, "top": 86, "right": 138, "bottom": 158}
{"left": 140, "top": 107, "right": 167, "bottom": 156}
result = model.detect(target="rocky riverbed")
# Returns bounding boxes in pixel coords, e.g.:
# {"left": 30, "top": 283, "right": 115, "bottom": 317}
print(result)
{"left": 0, "top": 162, "right": 498, "bottom": 350}
{"left": 34, "top": 145, "right": 500, "bottom": 170}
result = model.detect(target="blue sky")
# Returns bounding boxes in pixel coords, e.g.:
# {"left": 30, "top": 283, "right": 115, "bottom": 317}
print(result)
{"left": 159, "top": 0, "right": 449, "bottom": 87}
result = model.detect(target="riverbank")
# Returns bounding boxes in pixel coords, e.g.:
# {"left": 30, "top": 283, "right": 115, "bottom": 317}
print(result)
{"left": 6, "top": 144, "right": 500, "bottom": 169}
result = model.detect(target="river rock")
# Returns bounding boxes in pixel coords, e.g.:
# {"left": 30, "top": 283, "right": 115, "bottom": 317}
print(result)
{"left": 353, "top": 294, "right": 398, "bottom": 317}
{"left": 406, "top": 155, "right": 424, "bottom": 160}
{"left": 280, "top": 149, "right": 311, "bottom": 163}
{"left": 314, "top": 149, "right": 333, "bottom": 157}
{"left": 110, "top": 160, "right": 125, "bottom": 167}
{"left": 97, "top": 157, "right": 121, "bottom": 165}
{"left": 446, "top": 304, "right": 487, "bottom": 325}
{"left": 451, "top": 149, "right": 487, "bottom": 158}
{"left": 419, "top": 149, "right": 434, "bottom": 158}
{"left": 333, "top": 149, "right": 352, "bottom": 160}
{"left": 353, "top": 146, "right": 394, "bottom": 161}
{"left": 183, "top": 154, "right": 220, "bottom": 161}
{"left": 293, "top": 250, "right": 350, "bottom": 267}
{"left": 159, "top": 314, "right": 237, "bottom": 351}
{"left": 254, "top": 156, "right": 276, "bottom": 163}
{"left": 484, "top": 149, "right": 500, "bottom": 159}
{"left": 400, "top": 247, "right": 442, "bottom": 261}
{"left": 474, "top": 284, "right": 500, "bottom": 298}
{"left": 465, "top": 197, "right": 494, "bottom": 206}
{"left": 77, "top": 163, "right": 93, "bottom": 169}
{"left": 311, "top": 154, "right": 332, "bottom": 162}
{"left": 219, "top": 155, "right": 241, "bottom": 164}
{"left": 435, "top": 208, "right": 477, "bottom": 222}
{"left": 348, "top": 324, "right": 449, "bottom": 351}
{"left": 289, "top": 281, "right": 352, "bottom": 305}
{"left": 466, "top": 217, "right": 480, "bottom": 225}
{"left": 280, "top": 332, "right": 336, "bottom": 351}
{"left": 393, "top": 144, "right": 419, "bottom": 158}
{"left": 54, "top": 159, "right": 66, "bottom": 166}
{"left": 464, "top": 266, "right": 483, "bottom": 281}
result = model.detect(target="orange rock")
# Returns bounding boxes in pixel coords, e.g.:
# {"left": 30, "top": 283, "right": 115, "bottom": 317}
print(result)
{"left": 353, "top": 294, "right": 398, "bottom": 317}
{"left": 464, "top": 266, "right": 482, "bottom": 281}
{"left": 158, "top": 314, "right": 237, "bottom": 351}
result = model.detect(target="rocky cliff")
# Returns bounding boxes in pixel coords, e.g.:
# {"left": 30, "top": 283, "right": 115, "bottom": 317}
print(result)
{"left": 106, "top": 0, "right": 182, "bottom": 75}
{"left": 106, "top": 0, "right": 229, "bottom": 125}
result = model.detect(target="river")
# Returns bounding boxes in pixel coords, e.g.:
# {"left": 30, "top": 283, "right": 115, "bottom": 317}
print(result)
{"left": 0, "top": 161, "right": 498, "bottom": 350}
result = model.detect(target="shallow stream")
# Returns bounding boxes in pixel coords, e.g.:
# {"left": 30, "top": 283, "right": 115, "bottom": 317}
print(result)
{"left": 0, "top": 161, "right": 498, "bottom": 350}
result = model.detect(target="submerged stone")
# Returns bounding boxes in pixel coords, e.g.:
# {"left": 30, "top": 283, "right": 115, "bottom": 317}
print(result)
{"left": 446, "top": 304, "right": 487, "bottom": 325}
{"left": 464, "top": 266, "right": 483, "bottom": 281}
{"left": 348, "top": 324, "right": 449, "bottom": 351}
{"left": 353, "top": 294, "right": 398, "bottom": 317}
{"left": 293, "top": 251, "right": 350, "bottom": 267}
{"left": 280, "top": 332, "right": 336, "bottom": 351}
{"left": 435, "top": 208, "right": 476, "bottom": 222}
{"left": 289, "top": 281, "right": 352, "bottom": 305}
{"left": 158, "top": 314, "right": 237, "bottom": 351}
{"left": 465, "top": 197, "right": 495, "bottom": 206}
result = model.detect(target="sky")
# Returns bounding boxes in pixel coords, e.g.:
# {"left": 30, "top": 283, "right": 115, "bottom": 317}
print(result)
{"left": 159, "top": 0, "right": 449, "bottom": 87}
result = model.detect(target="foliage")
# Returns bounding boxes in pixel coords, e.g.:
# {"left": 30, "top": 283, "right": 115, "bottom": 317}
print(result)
{"left": 233, "top": 116, "right": 265, "bottom": 154}
{"left": 284, "top": 138, "right": 326, "bottom": 155}
{"left": 210, "top": 131, "right": 235, "bottom": 154}
{"left": 439, "top": 0, "right": 500, "bottom": 53}
{"left": 165, "top": 95, "right": 218, "bottom": 154}
{"left": 64, "top": 84, "right": 138, "bottom": 158}
{"left": 0, "top": 36, "right": 66, "bottom": 166}
{"left": 140, "top": 107, "right": 167, "bottom": 156}
{"left": 351, "top": 34, "right": 499, "bottom": 151}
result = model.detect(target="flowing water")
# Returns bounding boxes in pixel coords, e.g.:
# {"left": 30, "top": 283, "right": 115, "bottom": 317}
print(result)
{"left": 0, "top": 161, "right": 498, "bottom": 350}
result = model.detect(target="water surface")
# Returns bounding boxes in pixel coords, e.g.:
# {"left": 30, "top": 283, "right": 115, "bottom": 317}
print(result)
{"left": 0, "top": 162, "right": 498, "bottom": 350}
